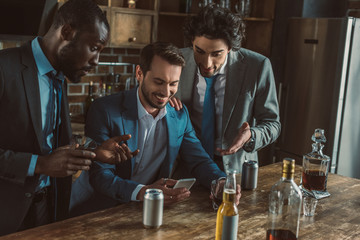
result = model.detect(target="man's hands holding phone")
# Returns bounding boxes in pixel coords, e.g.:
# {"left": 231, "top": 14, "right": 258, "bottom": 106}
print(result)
{"left": 137, "top": 178, "right": 195, "bottom": 205}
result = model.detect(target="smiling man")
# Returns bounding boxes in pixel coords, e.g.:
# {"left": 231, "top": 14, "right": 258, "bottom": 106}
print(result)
{"left": 0, "top": 0, "right": 110, "bottom": 235}
{"left": 171, "top": 4, "right": 281, "bottom": 174}
{"left": 69, "top": 42, "right": 240, "bottom": 217}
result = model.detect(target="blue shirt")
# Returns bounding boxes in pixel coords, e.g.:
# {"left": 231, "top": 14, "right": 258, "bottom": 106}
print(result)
{"left": 27, "top": 37, "right": 64, "bottom": 191}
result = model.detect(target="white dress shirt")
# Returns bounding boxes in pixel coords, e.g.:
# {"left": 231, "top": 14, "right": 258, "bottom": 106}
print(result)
{"left": 192, "top": 55, "right": 228, "bottom": 153}
{"left": 130, "top": 89, "right": 168, "bottom": 200}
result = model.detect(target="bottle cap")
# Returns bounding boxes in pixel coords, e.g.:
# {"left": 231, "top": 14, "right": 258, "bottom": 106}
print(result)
{"left": 282, "top": 158, "right": 295, "bottom": 178}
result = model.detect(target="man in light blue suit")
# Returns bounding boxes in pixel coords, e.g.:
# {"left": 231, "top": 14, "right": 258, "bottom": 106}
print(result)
{"left": 70, "top": 42, "right": 239, "bottom": 216}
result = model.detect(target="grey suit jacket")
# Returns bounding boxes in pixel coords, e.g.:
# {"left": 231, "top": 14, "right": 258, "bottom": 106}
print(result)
{"left": 0, "top": 42, "right": 72, "bottom": 236}
{"left": 177, "top": 48, "right": 281, "bottom": 173}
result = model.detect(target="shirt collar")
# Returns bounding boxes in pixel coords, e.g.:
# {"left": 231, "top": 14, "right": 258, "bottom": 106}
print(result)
{"left": 31, "top": 37, "right": 65, "bottom": 81}
{"left": 136, "top": 87, "right": 167, "bottom": 120}
{"left": 218, "top": 53, "right": 228, "bottom": 74}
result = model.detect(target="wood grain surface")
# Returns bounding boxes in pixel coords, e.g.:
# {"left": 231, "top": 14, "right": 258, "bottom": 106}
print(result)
{"left": 2, "top": 163, "right": 359, "bottom": 240}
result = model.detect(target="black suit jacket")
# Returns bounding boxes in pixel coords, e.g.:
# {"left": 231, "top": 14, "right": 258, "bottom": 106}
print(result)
{"left": 0, "top": 42, "right": 72, "bottom": 236}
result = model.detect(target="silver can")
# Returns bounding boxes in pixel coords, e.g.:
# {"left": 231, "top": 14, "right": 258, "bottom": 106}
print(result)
{"left": 241, "top": 160, "right": 258, "bottom": 190}
{"left": 143, "top": 189, "right": 164, "bottom": 228}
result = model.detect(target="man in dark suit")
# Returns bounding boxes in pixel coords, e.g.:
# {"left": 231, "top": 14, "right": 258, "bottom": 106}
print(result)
{"left": 0, "top": 0, "right": 116, "bottom": 236}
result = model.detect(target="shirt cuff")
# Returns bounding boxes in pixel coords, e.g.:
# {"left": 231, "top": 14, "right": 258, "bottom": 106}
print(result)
{"left": 131, "top": 184, "right": 145, "bottom": 201}
{"left": 27, "top": 155, "right": 38, "bottom": 176}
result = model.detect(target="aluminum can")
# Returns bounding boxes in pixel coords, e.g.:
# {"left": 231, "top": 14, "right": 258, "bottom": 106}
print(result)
{"left": 143, "top": 189, "right": 164, "bottom": 228}
{"left": 241, "top": 160, "right": 258, "bottom": 190}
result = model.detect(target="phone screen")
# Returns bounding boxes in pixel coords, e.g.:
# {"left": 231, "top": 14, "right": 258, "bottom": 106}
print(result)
{"left": 173, "top": 178, "right": 196, "bottom": 190}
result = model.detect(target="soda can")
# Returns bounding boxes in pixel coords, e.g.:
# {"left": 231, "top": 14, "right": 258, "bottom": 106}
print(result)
{"left": 241, "top": 160, "right": 258, "bottom": 190}
{"left": 143, "top": 189, "right": 164, "bottom": 228}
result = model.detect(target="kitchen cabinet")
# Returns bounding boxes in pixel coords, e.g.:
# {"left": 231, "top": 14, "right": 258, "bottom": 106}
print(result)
{"left": 109, "top": 7, "right": 157, "bottom": 48}
{"left": 96, "top": 0, "right": 159, "bottom": 48}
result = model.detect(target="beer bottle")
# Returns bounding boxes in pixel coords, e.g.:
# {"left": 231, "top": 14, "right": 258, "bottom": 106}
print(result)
{"left": 97, "top": 83, "right": 106, "bottom": 98}
{"left": 85, "top": 81, "right": 95, "bottom": 119}
{"left": 215, "top": 170, "right": 238, "bottom": 240}
{"left": 267, "top": 158, "right": 302, "bottom": 240}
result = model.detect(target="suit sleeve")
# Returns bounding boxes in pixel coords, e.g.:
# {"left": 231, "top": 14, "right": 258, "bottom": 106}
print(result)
{"left": 251, "top": 58, "right": 281, "bottom": 151}
{"left": 178, "top": 106, "right": 226, "bottom": 189}
{"left": 85, "top": 98, "right": 138, "bottom": 203}
{"left": 0, "top": 64, "right": 33, "bottom": 185}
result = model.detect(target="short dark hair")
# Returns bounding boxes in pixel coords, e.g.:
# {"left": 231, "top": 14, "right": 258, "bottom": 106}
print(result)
{"left": 139, "top": 42, "right": 185, "bottom": 77}
{"left": 183, "top": 4, "right": 245, "bottom": 50}
{"left": 53, "top": 0, "right": 109, "bottom": 32}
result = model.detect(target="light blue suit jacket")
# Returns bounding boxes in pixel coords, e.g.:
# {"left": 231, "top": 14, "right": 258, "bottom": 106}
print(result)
{"left": 70, "top": 87, "right": 225, "bottom": 216}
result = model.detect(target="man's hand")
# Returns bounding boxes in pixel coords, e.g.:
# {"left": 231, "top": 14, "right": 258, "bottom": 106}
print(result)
{"left": 137, "top": 178, "right": 191, "bottom": 205}
{"left": 35, "top": 146, "right": 95, "bottom": 177}
{"left": 169, "top": 97, "right": 183, "bottom": 111}
{"left": 94, "top": 135, "right": 140, "bottom": 164}
{"left": 212, "top": 179, "right": 241, "bottom": 206}
{"left": 216, "top": 122, "right": 251, "bottom": 156}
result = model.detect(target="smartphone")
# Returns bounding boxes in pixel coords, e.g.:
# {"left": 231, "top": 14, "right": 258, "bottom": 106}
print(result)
{"left": 173, "top": 178, "right": 196, "bottom": 190}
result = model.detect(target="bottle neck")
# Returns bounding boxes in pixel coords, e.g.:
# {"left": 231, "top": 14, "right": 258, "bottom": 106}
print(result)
{"left": 88, "top": 86, "right": 93, "bottom": 96}
{"left": 281, "top": 158, "right": 295, "bottom": 180}
{"left": 223, "top": 189, "right": 237, "bottom": 203}
{"left": 223, "top": 171, "right": 237, "bottom": 203}
{"left": 281, "top": 174, "right": 294, "bottom": 181}
{"left": 312, "top": 142, "right": 324, "bottom": 156}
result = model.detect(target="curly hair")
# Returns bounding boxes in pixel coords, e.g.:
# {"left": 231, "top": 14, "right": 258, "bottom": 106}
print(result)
{"left": 183, "top": 4, "right": 245, "bottom": 50}
{"left": 52, "top": 0, "right": 109, "bottom": 32}
{"left": 140, "top": 42, "right": 185, "bottom": 77}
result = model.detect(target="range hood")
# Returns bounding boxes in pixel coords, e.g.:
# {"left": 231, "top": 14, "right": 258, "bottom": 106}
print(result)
{"left": 0, "top": 0, "right": 57, "bottom": 38}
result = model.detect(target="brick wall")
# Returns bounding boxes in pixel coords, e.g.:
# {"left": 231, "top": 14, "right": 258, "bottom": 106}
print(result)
{"left": 67, "top": 47, "right": 140, "bottom": 120}
{"left": 0, "top": 39, "right": 140, "bottom": 122}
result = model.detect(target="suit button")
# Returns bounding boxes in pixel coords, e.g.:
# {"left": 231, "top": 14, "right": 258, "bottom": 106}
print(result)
{"left": 25, "top": 193, "right": 32, "bottom": 198}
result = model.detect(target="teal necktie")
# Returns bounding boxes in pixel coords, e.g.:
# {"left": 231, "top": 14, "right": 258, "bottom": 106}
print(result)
{"left": 201, "top": 75, "right": 218, "bottom": 158}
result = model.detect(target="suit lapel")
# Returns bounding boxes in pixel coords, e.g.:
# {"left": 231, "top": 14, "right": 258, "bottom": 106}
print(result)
{"left": 222, "top": 50, "right": 246, "bottom": 135}
{"left": 120, "top": 88, "right": 139, "bottom": 174}
{"left": 21, "top": 43, "right": 43, "bottom": 151}
{"left": 161, "top": 105, "right": 177, "bottom": 177}
{"left": 179, "top": 48, "right": 197, "bottom": 107}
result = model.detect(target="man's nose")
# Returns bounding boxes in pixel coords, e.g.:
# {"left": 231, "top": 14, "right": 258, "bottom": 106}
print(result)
{"left": 90, "top": 52, "right": 100, "bottom": 66}
{"left": 161, "top": 84, "right": 171, "bottom": 97}
{"left": 202, "top": 55, "right": 212, "bottom": 68}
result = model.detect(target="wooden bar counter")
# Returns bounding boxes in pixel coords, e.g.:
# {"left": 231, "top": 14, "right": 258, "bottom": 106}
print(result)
{"left": 2, "top": 163, "right": 360, "bottom": 239}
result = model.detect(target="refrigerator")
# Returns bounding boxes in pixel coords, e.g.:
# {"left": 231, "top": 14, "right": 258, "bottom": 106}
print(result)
{"left": 276, "top": 17, "right": 360, "bottom": 179}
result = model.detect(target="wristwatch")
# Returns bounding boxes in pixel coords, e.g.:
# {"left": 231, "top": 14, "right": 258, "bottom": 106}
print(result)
{"left": 243, "top": 129, "right": 255, "bottom": 152}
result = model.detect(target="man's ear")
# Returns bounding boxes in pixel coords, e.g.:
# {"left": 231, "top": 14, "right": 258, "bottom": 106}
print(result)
{"left": 60, "top": 24, "right": 76, "bottom": 41}
{"left": 135, "top": 65, "right": 144, "bottom": 82}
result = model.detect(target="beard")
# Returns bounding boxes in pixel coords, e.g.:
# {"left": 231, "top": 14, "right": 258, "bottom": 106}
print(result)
{"left": 197, "top": 61, "right": 225, "bottom": 78}
{"left": 57, "top": 40, "right": 91, "bottom": 83}
{"left": 140, "top": 82, "right": 172, "bottom": 110}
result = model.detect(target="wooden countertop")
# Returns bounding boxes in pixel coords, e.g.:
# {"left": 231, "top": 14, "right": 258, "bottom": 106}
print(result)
{"left": 2, "top": 163, "right": 360, "bottom": 239}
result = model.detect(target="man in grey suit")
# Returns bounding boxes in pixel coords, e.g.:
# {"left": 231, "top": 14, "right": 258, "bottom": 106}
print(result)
{"left": 0, "top": 0, "right": 124, "bottom": 236}
{"left": 170, "top": 4, "right": 281, "bottom": 173}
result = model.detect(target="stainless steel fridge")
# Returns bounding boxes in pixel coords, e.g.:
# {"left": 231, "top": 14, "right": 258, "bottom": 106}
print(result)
{"left": 276, "top": 17, "right": 360, "bottom": 179}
